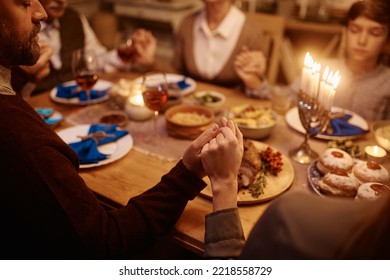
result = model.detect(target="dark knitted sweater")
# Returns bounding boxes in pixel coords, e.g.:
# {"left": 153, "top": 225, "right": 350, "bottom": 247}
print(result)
{"left": 0, "top": 93, "right": 206, "bottom": 259}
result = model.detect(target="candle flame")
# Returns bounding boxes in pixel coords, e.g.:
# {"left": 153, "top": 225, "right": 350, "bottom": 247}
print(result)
{"left": 311, "top": 62, "right": 321, "bottom": 73}
{"left": 326, "top": 71, "right": 334, "bottom": 84}
{"left": 129, "top": 90, "right": 145, "bottom": 106}
{"left": 373, "top": 145, "right": 379, "bottom": 155}
{"left": 322, "top": 66, "right": 329, "bottom": 81}
{"left": 332, "top": 71, "right": 341, "bottom": 89}
{"left": 304, "top": 52, "right": 313, "bottom": 68}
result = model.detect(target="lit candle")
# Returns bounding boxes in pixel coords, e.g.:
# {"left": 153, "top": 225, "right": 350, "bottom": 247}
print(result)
{"left": 125, "top": 85, "right": 154, "bottom": 121}
{"left": 301, "top": 52, "right": 313, "bottom": 94}
{"left": 365, "top": 145, "right": 387, "bottom": 163}
{"left": 312, "top": 62, "right": 321, "bottom": 98}
{"left": 318, "top": 66, "right": 329, "bottom": 108}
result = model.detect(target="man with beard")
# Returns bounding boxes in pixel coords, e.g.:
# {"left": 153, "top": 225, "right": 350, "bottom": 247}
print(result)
{"left": 0, "top": 0, "right": 244, "bottom": 259}
{"left": 11, "top": 0, "right": 157, "bottom": 97}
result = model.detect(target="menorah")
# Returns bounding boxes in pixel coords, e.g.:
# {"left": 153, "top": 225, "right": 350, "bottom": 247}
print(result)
{"left": 289, "top": 53, "right": 340, "bottom": 164}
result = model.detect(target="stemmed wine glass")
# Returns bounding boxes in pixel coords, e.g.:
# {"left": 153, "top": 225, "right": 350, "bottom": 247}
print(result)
{"left": 115, "top": 32, "right": 138, "bottom": 71}
{"left": 289, "top": 91, "right": 331, "bottom": 164}
{"left": 141, "top": 72, "right": 169, "bottom": 144}
{"left": 71, "top": 49, "right": 100, "bottom": 104}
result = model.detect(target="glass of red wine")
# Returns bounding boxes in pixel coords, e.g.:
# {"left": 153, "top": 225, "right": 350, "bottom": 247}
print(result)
{"left": 71, "top": 49, "right": 100, "bottom": 104}
{"left": 141, "top": 72, "right": 169, "bottom": 144}
{"left": 116, "top": 32, "right": 138, "bottom": 71}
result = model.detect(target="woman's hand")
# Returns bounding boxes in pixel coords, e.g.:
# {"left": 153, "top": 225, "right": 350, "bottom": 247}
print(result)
{"left": 234, "top": 45, "right": 267, "bottom": 89}
{"left": 201, "top": 118, "right": 244, "bottom": 211}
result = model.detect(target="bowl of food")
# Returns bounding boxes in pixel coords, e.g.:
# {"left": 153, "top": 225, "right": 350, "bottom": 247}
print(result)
{"left": 99, "top": 110, "right": 128, "bottom": 128}
{"left": 229, "top": 104, "right": 277, "bottom": 139}
{"left": 373, "top": 120, "right": 390, "bottom": 152}
{"left": 165, "top": 104, "right": 214, "bottom": 139}
{"left": 193, "top": 90, "right": 226, "bottom": 113}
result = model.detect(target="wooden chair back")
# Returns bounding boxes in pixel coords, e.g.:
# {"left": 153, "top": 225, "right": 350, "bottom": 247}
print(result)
{"left": 246, "top": 12, "right": 286, "bottom": 84}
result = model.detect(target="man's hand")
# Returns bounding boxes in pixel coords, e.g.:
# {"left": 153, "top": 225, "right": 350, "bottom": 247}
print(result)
{"left": 182, "top": 123, "right": 220, "bottom": 179}
{"left": 201, "top": 118, "right": 244, "bottom": 211}
{"left": 19, "top": 44, "right": 53, "bottom": 82}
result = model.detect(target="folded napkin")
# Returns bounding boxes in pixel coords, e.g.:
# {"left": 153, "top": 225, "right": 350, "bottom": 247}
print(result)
{"left": 326, "top": 114, "right": 368, "bottom": 136}
{"left": 176, "top": 78, "right": 191, "bottom": 90}
{"left": 56, "top": 83, "right": 108, "bottom": 101}
{"left": 36, "top": 107, "right": 63, "bottom": 127}
{"left": 69, "top": 124, "right": 128, "bottom": 164}
{"left": 168, "top": 78, "right": 191, "bottom": 90}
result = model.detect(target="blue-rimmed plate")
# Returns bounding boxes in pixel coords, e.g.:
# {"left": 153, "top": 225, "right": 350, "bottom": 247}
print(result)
{"left": 308, "top": 158, "right": 365, "bottom": 197}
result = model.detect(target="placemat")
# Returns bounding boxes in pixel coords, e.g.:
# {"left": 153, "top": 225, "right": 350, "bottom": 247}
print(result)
{"left": 66, "top": 104, "right": 192, "bottom": 162}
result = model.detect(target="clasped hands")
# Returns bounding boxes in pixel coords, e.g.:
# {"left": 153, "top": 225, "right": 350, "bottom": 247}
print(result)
{"left": 19, "top": 43, "right": 53, "bottom": 82}
{"left": 234, "top": 45, "right": 267, "bottom": 90}
{"left": 130, "top": 28, "right": 157, "bottom": 68}
{"left": 183, "top": 117, "right": 244, "bottom": 211}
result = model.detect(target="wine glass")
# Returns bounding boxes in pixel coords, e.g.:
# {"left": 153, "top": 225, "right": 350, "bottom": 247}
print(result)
{"left": 115, "top": 32, "right": 138, "bottom": 71}
{"left": 71, "top": 49, "right": 100, "bottom": 104}
{"left": 289, "top": 91, "right": 331, "bottom": 164}
{"left": 141, "top": 72, "right": 169, "bottom": 144}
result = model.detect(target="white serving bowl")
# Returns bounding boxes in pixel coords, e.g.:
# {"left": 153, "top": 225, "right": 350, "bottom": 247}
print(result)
{"left": 373, "top": 120, "right": 390, "bottom": 152}
{"left": 193, "top": 90, "right": 226, "bottom": 113}
{"left": 229, "top": 104, "right": 277, "bottom": 139}
{"left": 238, "top": 119, "right": 277, "bottom": 139}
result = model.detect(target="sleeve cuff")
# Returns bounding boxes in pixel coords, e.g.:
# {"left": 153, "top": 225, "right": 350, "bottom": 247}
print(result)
{"left": 204, "top": 208, "right": 245, "bottom": 258}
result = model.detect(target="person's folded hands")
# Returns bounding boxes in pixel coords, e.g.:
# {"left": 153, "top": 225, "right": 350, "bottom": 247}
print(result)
{"left": 19, "top": 43, "right": 53, "bottom": 82}
{"left": 201, "top": 118, "right": 244, "bottom": 211}
{"left": 234, "top": 45, "right": 267, "bottom": 89}
{"left": 131, "top": 28, "right": 157, "bottom": 68}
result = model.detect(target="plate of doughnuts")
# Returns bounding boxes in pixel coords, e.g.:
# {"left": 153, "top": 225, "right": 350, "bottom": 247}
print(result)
{"left": 308, "top": 148, "right": 390, "bottom": 199}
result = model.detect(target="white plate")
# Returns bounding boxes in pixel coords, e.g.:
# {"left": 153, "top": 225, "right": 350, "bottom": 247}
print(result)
{"left": 57, "top": 124, "right": 133, "bottom": 168}
{"left": 285, "top": 106, "right": 369, "bottom": 140}
{"left": 50, "top": 80, "right": 112, "bottom": 105}
{"left": 133, "top": 73, "right": 196, "bottom": 95}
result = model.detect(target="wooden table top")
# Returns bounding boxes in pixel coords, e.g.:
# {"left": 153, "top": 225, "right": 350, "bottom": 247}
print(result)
{"left": 27, "top": 72, "right": 390, "bottom": 255}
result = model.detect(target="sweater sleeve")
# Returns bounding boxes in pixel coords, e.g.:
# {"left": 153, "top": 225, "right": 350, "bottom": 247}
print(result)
{"left": 204, "top": 208, "right": 245, "bottom": 259}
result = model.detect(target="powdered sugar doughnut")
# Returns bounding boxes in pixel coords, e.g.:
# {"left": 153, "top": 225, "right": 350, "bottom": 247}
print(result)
{"left": 318, "top": 169, "right": 360, "bottom": 197}
{"left": 317, "top": 148, "right": 354, "bottom": 175}
{"left": 353, "top": 161, "right": 389, "bottom": 184}
{"left": 355, "top": 182, "right": 390, "bottom": 200}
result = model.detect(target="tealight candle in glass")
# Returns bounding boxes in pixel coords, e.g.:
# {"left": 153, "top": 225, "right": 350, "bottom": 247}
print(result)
{"left": 365, "top": 145, "right": 387, "bottom": 163}
{"left": 125, "top": 84, "right": 154, "bottom": 121}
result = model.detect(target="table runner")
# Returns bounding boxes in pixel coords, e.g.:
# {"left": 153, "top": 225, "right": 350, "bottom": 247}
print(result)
{"left": 66, "top": 104, "right": 192, "bottom": 162}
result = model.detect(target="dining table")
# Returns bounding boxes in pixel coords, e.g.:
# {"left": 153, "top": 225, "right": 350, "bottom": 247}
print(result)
{"left": 27, "top": 71, "right": 390, "bottom": 256}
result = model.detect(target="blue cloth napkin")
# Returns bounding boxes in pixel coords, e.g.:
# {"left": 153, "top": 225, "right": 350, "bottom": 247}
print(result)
{"left": 56, "top": 84, "right": 108, "bottom": 101}
{"left": 177, "top": 79, "right": 191, "bottom": 89}
{"left": 327, "top": 114, "right": 368, "bottom": 136}
{"left": 69, "top": 124, "right": 128, "bottom": 164}
{"left": 36, "top": 107, "right": 63, "bottom": 126}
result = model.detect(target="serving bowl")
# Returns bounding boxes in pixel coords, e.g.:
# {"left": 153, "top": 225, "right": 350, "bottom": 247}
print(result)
{"left": 99, "top": 110, "right": 128, "bottom": 128}
{"left": 228, "top": 104, "right": 277, "bottom": 139}
{"left": 192, "top": 90, "right": 226, "bottom": 113}
{"left": 373, "top": 120, "right": 390, "bottom": 152}
{"left": 165, "top": 104, "right": 214, "bottom": 139}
